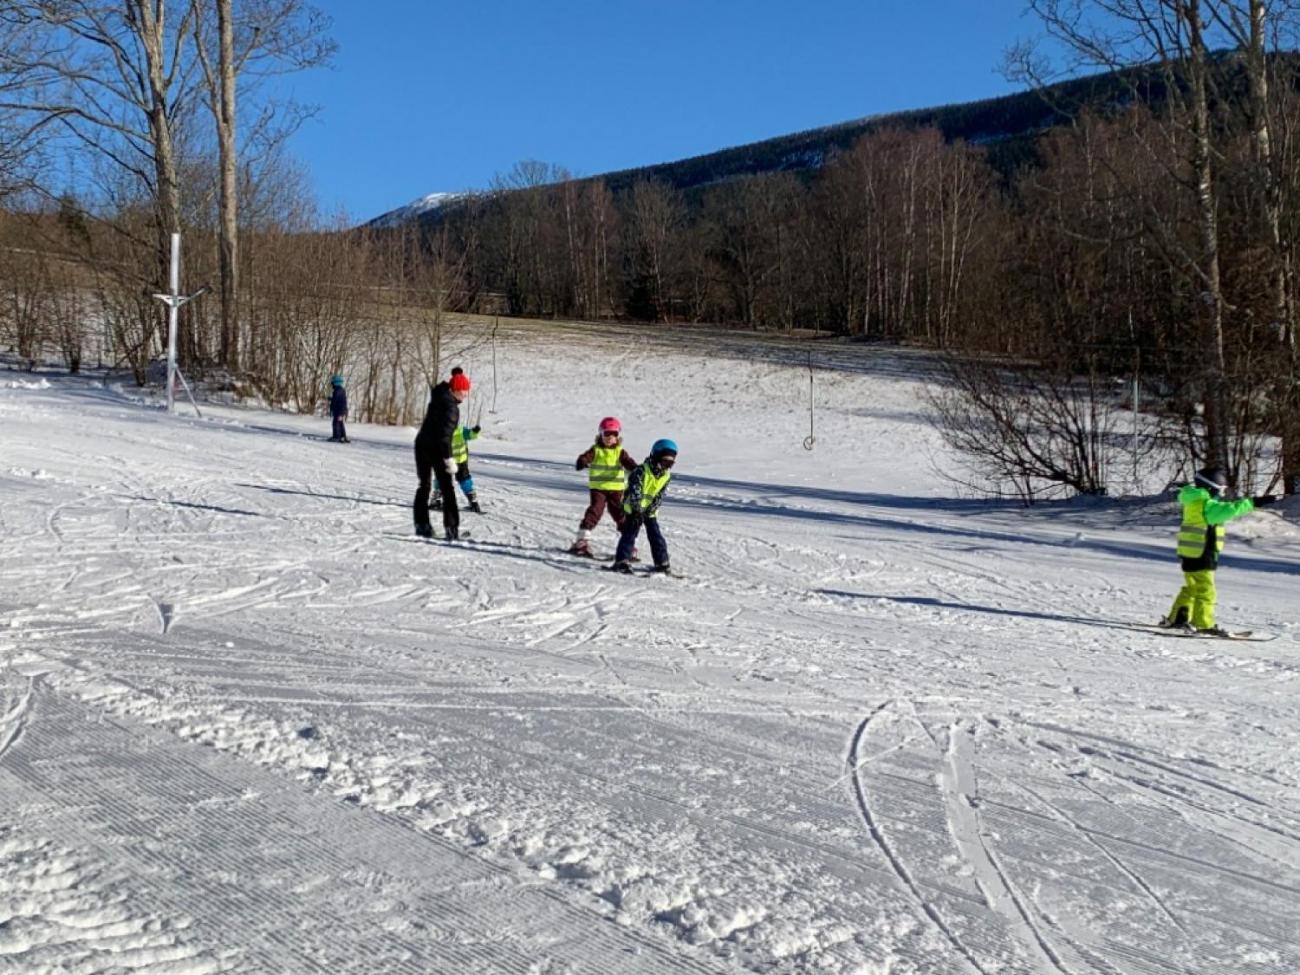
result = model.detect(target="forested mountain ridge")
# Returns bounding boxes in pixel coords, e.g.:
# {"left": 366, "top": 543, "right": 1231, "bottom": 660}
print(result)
{"left": 370, "top": 62, "right": 1179, "bottom": 226}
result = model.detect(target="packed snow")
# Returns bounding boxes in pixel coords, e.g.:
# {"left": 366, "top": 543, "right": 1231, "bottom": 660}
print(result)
{"left": 2, "top": 319, "right": 1298, "bottom": 974}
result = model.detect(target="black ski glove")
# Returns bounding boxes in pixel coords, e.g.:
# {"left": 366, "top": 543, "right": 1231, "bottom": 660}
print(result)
{"left": 472, "top": 425, "right": 481, "bottom": 434}
{"left": 1252, "top": 494, "right": 1280, "bottom": 508}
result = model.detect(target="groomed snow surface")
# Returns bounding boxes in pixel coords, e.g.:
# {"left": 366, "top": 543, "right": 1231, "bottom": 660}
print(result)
{"left": 2, "top": 320, "right": 1298, "bottom": 975}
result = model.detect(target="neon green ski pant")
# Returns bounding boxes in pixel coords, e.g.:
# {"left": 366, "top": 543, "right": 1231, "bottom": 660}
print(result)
{"left": 1169, "top": 570, "right": 1217, "bottom": 630}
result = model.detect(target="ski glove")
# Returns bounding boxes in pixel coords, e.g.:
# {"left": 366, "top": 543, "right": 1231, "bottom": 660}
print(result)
{"left": 472, "top": 425, "right": 481, "bottom": 434}
{"left": 1252, "top": 494, "right": 1280, "bottom": 508}
{"left": 444, "top": 457, "right": 458, "bottom": 475}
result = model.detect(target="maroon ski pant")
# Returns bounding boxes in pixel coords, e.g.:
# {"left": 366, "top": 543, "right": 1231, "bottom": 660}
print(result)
{"left": 579, "top": 489, "right": 628, "bottom": 531}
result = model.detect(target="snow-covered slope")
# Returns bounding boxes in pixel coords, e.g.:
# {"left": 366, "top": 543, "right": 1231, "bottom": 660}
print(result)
{"left": 2, "top": 322, "right": 1298, "bottom": 974}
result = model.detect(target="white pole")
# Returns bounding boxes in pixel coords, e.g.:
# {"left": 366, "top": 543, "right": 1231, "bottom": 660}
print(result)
{"left": 1128, "top": 312, "right": 1139, "bottom": 491}
{"left": 1132, "top": 373, "right": 1140, "bottom": 486}
{"left": 166, "top": 232, "right": 180, "bottom": 413}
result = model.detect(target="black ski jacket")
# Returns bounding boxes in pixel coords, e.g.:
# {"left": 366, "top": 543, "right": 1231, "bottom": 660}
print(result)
{"left": 416, "top": 381, "right": 460, "bottom": 460}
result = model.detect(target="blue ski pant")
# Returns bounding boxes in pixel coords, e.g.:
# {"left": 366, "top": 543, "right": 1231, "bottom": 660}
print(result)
{"left": 615, "top": 515, "right": 668, "bottom": 567}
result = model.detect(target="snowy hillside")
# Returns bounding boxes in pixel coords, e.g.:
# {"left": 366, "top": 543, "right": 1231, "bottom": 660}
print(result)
{"left": 2, "top": 321, "right": 1298, "bottom": 974}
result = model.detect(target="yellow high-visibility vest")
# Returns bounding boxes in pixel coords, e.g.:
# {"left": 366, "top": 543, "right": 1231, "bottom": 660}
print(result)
{"left": 452, "top": 426, "right": 477, "bottom": 464}
{"left": 628, "top": 463, "right": 671, "bottom": 514}
{"left": 1176, "top": 493, "right": 1225, "bottom": 560}
{"left": 588, "top": 444, "right": 627, "bottom": 491}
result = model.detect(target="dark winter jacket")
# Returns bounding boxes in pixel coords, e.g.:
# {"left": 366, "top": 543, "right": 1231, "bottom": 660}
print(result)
{"left": 416, "top": 381, "right": 460, "bottom": 460}
{"left": 329, "top": 386, "right": 348, "bottom": 418}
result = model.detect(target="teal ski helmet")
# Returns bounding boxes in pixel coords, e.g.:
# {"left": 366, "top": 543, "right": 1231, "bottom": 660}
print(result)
{"left": 330, "top": 374, "right": 344, "bottom": 387}
{"left": 650, "top": 438, "right": 678, "bottom": 458}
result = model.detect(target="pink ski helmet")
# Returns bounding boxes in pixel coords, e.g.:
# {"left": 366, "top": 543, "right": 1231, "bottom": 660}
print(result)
{"left": 598, "top": 416, "right": 621, "bottom": 435}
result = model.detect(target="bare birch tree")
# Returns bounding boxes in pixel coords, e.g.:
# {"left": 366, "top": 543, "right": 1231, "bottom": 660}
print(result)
{"left": 625, "top": 179, "right": 684, "bottom": 322}
{"left": 0, "top": 0, "right": 203, "bottom": 366}
{"left": 190, "top": 0, "right": 333, "bottom": 372}
{"left": 0, "top": 16, "right": 52, "bottom": 199}
{"left": 1209, "top": 0, "right": 1300, "bottom": 492}
{"left": 1011, "top": 0, "right": 1242, "bottom": 476}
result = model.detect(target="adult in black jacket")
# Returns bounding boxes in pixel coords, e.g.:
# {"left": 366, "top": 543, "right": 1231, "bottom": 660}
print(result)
{"left": 414, "top": 370, "right": 471, "bottom": 539}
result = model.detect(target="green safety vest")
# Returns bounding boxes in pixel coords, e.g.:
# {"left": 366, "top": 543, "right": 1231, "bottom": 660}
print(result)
{"left": 628, "top": 463, "right": 671, "bottom": 515}
{"left": 588, "top": 443, "right": 627, "bottom": 491}
{"left": 451, "top": 426, "right": 477, "bottom": 464}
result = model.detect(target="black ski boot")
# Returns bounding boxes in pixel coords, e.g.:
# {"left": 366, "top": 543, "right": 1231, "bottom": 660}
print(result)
{"left": 610, "top": 560, "right": 634, "bottom": 574}
{"left": 414, "top": 523, "right": 434, "bottom": 539}
{"left": 1158, "top": 607, "right": 1190, "bottom": 629}
{"left": 467, "top": 493, "right": 482, "bottom": 514}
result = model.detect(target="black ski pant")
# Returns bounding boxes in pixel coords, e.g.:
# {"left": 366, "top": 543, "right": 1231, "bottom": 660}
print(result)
{"left": 414, "top": 439, "right": 459, "bottom": 536}
{"left": 331, "top": 417, "right": 347, "bottom": 440}
{"left": 434, "top": 461, "right": 473, "bottom": 498}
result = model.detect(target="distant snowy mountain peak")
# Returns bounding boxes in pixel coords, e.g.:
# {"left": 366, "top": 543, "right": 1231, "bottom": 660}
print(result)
{"left": 367, "top": 191, "right": 460, "bottom": 228}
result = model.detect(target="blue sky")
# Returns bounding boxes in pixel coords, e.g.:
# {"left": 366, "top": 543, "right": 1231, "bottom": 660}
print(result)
{"left": 283, "top": 2, "right": 1052, "bottom": 221}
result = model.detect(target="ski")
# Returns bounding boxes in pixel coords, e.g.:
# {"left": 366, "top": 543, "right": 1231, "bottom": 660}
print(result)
{"left": 387, "top": 531, "right": 473, "bottom": 545}
{"left": 562, "top": 548, "right": 640, "bottom": 563}
{"left": 1146, "top": 626, "right": 1274, "bottom": 642}
{"left": 602, "top": 564, "right": 682, "bottom": 578}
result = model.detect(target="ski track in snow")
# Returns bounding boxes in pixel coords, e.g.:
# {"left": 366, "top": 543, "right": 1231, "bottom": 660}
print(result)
{"left": 3, "top": 324, "right": 1300, "bottom": 974}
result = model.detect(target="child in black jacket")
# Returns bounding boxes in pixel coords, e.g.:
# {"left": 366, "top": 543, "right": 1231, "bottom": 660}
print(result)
{"left": 329, "top": 375, "right": 349, "bottom": 442}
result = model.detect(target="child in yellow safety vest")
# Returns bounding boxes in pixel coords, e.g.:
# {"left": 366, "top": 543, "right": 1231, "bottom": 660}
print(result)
{"left": 432, "top": 421, "right": 482, "bottom": 514}
{"left": 571, "top": 417, "right": 639, "bottom": 556}
{"left": 1161, "top": 466, "right": 1276, "bottom": 635}
{"left": 611, "top": 438, "right": 677, "bottom": 574}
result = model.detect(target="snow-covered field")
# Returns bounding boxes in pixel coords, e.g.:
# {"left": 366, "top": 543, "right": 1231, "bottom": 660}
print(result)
{"left": 2, "top": 321, "right": 1298, "bottom": 975}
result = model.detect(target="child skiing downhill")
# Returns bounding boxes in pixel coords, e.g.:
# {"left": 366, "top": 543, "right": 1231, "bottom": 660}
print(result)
{"left": 433, "top": 421, "right": 483, "bottom": 513}
{"left": 1161, "top": 466, "right": 1275, "bottom": 635}
{"left": 570, "top": 417, "right": 638, "bottom": 556}
{"left": 328, "top": 375, "right": 349, "bottom": 443}
{"left": 611, "top": 439, "right": 677, "bottom": 574}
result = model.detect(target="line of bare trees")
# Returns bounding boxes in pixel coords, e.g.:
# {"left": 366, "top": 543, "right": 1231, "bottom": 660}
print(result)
{"left": 0, "top": 0, "right": 334, "bottom": 369}
{"left": 1, "top": 0, "right": 1297, "bottom": 498}
{"left": 0, "top": 3, "right": 488, "bottom": 426}
{"left": 420, "top": 2, "right": 1299, "bottom": 498}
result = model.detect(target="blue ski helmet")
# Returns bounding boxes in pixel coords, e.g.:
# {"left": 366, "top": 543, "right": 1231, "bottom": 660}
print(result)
{"left": 330, "top": 374, "right": 344, "bottom": 386}
{"left": 650, "top": 438, "right": 678, "bottom": 458}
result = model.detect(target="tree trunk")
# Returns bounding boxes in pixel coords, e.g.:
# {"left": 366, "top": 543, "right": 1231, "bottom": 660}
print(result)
{"left": 1186, "top": 0, "right": 1231, "bottom": 475}
{"left": 216, "top": 0, "right": 239, "bottom": 370}
{"left": 138, "top": 1, "right": 183, "bottom": 367}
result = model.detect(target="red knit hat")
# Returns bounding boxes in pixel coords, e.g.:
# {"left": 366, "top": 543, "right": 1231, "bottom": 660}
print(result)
{"left": 449, "top": 373, "right": 471, "bottom": 393}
